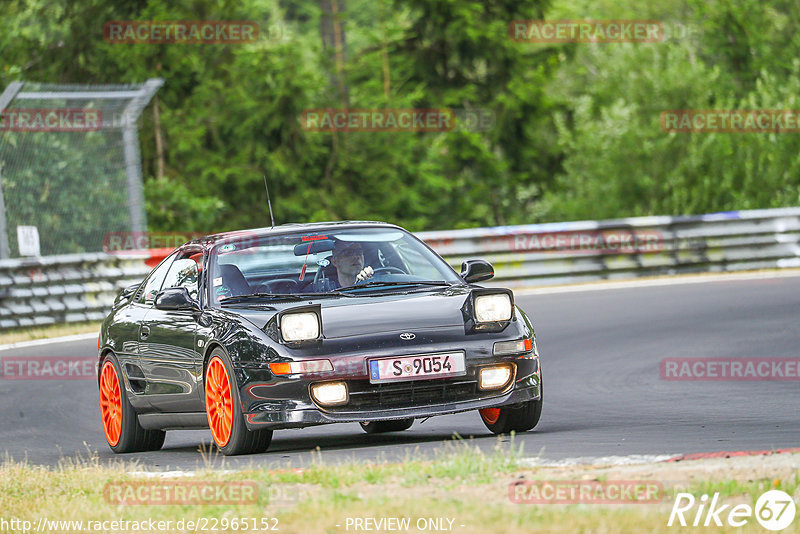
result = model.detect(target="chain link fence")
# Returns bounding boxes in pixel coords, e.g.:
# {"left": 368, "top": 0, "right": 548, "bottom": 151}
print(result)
{"left": 0, "top": 79, "right": 162, "bottom": 258}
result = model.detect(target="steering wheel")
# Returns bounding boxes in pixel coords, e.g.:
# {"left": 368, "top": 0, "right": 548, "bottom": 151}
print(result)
{"left": 372, "top": 266, "right": 406, "bottom": 276}
{"left": 313, "top": 263, "right": 334, "bottom": 291}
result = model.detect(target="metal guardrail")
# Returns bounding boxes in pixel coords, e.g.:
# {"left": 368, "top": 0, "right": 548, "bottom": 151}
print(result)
{"left": 418, "top": 207, "right": 800, "bottom": 288}
{"left": 1, "top": 207, "right": 799, "bottom": 329}
{"left": 0, "top": 253, "right": 150, "bottom": 329}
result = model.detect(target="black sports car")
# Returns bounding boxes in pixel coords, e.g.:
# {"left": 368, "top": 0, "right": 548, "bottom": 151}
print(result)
{"left": 98, "top": 222, "right": 542, "bottom": 455}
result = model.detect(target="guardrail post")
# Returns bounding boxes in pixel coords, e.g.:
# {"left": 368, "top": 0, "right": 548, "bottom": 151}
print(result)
{"left": 0, "top": 82, "right": 24, "bottom": 259}
{"left": 122, "top": 78, "right": 163, "bottom": 234}
{"left": 0, "top": 163, "right": 9, "bottom": 259}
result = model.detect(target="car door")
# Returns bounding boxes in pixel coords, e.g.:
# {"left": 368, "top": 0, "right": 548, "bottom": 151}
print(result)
{"left": 119, "top": 253, "right": 175, "bottom": 404}
{"left": 139, "top": 248, "right": 204, "bottom": 413}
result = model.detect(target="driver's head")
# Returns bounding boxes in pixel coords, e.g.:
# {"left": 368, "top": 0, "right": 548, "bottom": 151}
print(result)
{"left": 331, "top": 241, "right": 364, "bottom": 279}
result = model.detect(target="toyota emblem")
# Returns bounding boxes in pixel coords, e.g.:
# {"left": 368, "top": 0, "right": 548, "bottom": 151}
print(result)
{"left": 400, "top": 332, "right": 416, "bottom": 340}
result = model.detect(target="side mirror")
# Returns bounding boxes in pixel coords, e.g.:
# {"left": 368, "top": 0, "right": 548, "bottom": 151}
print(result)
{"left": 115, "top": 283, "right": 140, "bottom": 305}
{"left": 155, "top": 287, "right": 199, "bottom": 311}
{"left": 460, "top": 260, "right": 494, "bottom": 283}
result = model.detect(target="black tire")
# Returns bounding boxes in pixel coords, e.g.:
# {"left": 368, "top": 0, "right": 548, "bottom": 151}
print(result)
{"left": 360, "top": 418, "right": 414, "bottom": 434}
{"left": 205, "top": 347, "right": 273, "bottom": 456}
{"left": 143, "top": 431, "right": 167, "bottom": 451}
{"left": 479, "top": 383, "right": 543, "bottom": 435}
{"left": 100, "top": 352, "right": 166, "bottom": 453}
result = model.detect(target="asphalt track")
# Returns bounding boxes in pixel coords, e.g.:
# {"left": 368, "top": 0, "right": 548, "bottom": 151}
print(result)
{"left": 2, "top": 274, "right": 799, "bottom": 470}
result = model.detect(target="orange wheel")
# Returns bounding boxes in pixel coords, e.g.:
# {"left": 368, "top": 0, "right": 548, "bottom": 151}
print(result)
{"left": 479, "top": 382, "right": 543, "bottom": 435}
{"left": 205, "top": 356, "right": 234, "bottom": 447}
{"left": 99, "top": 360, "right": 123, "bottom": 446}
{"left": 479, "top": 407, "right": 501, "bottom": 426}
{"left": 98, "top": 353, "right": 165, "bottom": 453}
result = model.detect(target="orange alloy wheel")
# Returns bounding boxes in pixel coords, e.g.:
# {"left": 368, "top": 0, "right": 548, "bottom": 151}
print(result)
{"left": 479, "top": 407, "right": 501, "bottom": 425}
{"left": 99, "top": 361, "right": 123, "bottom": 446}
{"left": 205, "top": 357, "right": 234, "bottom": 447}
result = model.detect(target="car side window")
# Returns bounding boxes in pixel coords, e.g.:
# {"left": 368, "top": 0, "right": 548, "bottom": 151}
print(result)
{"left": 136, "top": 255, "right": 175, "bottom": 305}
{"left": 393, "top": 242, "right": 439, "bottom": 279}
{"left": 161, "top": 258, "right": 200, "bottom": 300}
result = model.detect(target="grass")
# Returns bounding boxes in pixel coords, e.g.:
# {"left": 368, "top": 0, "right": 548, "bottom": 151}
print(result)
{"left": 686, "top": 474, "right": 800, "bottom": 502}
{"left": 2, "top": 443, "right": 798, "bottom": 533}
{"left": 265, "top": 435, "right": 524, "bottom": 488}
{"left": 0, "top": 321, "right": 100, "bottom": 345}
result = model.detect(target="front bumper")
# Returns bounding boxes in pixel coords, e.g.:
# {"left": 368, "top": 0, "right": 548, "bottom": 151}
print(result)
{"left": 239, "top": 356, "right": 541, "bottom": 430}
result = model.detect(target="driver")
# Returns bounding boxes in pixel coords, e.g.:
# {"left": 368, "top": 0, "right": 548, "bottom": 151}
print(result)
{"left": 329, "top": 241, "right": 374, "bottom": 288}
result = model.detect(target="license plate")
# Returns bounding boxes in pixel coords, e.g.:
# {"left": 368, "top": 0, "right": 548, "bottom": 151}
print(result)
{"left": 368, "top": 352, "right": 466, "bottom": 383}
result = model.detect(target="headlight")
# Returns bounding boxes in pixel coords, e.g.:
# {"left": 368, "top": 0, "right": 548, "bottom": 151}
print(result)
{"left": 474, "top": 293, "right": 512, "bottom": 323}
{"left": 310, "top": 381, "right": 349, "bottom": 407}
{"left": 280, "top": 312, "right": 320, "bottom": 342}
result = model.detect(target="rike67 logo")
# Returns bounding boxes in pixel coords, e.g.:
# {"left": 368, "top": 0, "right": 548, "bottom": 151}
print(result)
{"left": 668, "top": 490, "right": 796, "bottom": 531}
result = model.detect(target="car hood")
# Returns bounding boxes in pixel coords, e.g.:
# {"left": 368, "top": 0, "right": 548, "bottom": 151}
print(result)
{"left": 230, "top": 286, "right": 471, "bottom": 339}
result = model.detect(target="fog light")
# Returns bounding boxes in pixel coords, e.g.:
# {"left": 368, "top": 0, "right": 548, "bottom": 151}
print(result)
{"left": 310, "top": 381, "right": 348, "bottom": 407}
{"left": 479, "top": 364, "right": 514, "bottom": 390}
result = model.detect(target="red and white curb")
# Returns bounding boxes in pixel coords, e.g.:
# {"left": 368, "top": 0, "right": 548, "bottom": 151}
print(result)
{"left": 520, "top": 448, "right": 800, "bottom": 467}
{"left": 664, "top": 447, "right": 800, "bottom": 462}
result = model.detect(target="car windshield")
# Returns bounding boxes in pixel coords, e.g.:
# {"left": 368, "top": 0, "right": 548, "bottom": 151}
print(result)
{"left": 209, "top": 227, "right": 461, "bottom": 304}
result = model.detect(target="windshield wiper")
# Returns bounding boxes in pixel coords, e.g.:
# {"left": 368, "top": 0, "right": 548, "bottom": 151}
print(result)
{"left": 220, "top": 291, "right": 346, "bottom": 305}
{"left": 220, "top": 293, "right": 304, "bottom": 304}
{"left": 337, "top": 281, "right": 456, "bottom": 291}
{"left": 294, "top": 291, "right": 351, "bottom": 298}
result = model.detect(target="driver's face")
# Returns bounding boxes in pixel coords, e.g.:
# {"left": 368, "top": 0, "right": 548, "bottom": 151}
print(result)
{"left": 333, "top": 246, "right": 364, "bottom": 274}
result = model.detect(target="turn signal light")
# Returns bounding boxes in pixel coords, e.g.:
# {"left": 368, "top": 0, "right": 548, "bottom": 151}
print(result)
{"left": 269, "top": 359, "right": 334, "bottom": 375}
{"left": 493, "top": 338, "right": 533, "bottom": 356}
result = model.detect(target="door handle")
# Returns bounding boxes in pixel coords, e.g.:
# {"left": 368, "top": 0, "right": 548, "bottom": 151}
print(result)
{"left": 140, "top": 326, "right": 150, "bottom": 340}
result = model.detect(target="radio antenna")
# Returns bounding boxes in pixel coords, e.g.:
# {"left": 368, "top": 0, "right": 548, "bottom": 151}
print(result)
{"left": 263, "top": 175, "right": 276, "bottom": 228}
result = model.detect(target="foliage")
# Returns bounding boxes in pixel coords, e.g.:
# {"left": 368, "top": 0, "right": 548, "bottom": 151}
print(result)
{"left": 1, "top": 0, "right": 799, "bottom": 239}
{"left": 541, "top": 0, "right": 800, "bottom": 220}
